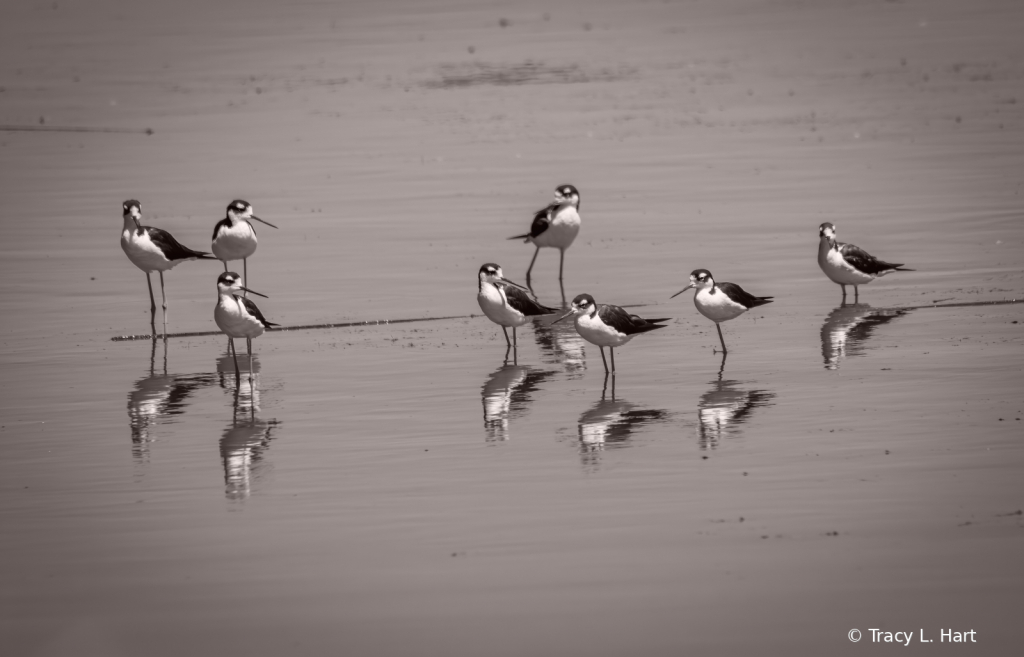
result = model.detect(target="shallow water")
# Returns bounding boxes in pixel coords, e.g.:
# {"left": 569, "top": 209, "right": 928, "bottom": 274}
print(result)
{"left": 2, "top": 1, "right": 1023, "bottom": 654}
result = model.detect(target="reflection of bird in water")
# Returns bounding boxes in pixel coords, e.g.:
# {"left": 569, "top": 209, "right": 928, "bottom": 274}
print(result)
{"left": 481, "top": 363, "right": 555, "bottom": 441}
{"left": 697, "top": 357, "right": 775, "bottom": 449}
{"left": 128, "top": 338, "right": 215, "bottom": 461}
{"left": 532, "top": 313, "right": 587, "bottom": 375}
{"left": 820, "top": 303, "right": 911, "bottom": 370}
{"left": 216, "top": 353, "right": 261, "bottom": 396}
{"left": 577, "top": 376, "right": 668, "bottom": 464}
{"left": 220, "top": 366, "right": 279, "bottom": 501}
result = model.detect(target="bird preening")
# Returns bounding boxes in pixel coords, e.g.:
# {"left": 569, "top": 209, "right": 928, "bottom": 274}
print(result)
{"left": 508, "top": 185, "right": 581, "bottom": 293}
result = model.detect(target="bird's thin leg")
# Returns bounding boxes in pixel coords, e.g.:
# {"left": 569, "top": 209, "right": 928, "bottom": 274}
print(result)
{"left": 854, "top": 285, "right": 859, "bottom": 303}
{"left": 610, "top": 347, "right": 616, "bottom": 374}
{"left": 158, "top": 271, "right": 168, "bottom": 340}
{"left": 715, "top": 323, "right": 728, "bottom": 355}
{"left": 601, "top": 373, "right": 609, "bottom": 401}
{"left": 525, "top": 246, "right": 540, "bottom": 286}
{"left": 501, "top": 326, "right": 511, "bottom": 348}
{"left": 243, "top": 259, "right": 248, "bottom": 297}
{"left": 503, "top": 344, "right": 512, "bottom": 365}
{"left": 248, "top": 348, "right": 254, "bottom": 388}
{"left": 558, "top": 249, "right": 566, "bottom": 283}
{"left": 840, "top": 284, "right": 847, "bottom": 302}
{"left": 599, "top": 346, "right": 609, "bottom": 374}
{"left": 247, "top": 337, "right": 252, "bottom": 356}
{"left": 145, "top": 272, "right": 156, "bottom": 315}
{"left": 229, "top": 338, "right": 240, "bottom": 383}
{"left": 512, "top": 326, "right": 517, "bottom": 348}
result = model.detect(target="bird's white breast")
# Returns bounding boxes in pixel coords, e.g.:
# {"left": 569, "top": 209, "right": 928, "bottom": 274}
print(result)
{"left": 121, "top": 228, "right": 177, "bottom": 272}
{"left": 478, "top": 284, "right": 527, "bottom": 328}
{"left": 694, "top": 287, "right": 747, "bottom": 323}
{"left": 212, "top": 221, "right": 257, "bottom": 262}
{"left": 575, "top": 312, "right": 632, "bottom": 348}
{"left": 532, "top": 207, "right": 581, "bottom": 250}
{"left": 818, "top": 241, "right": 874, "bottom": 285}
{"left": 215, "top": 295, "right": 266, "bottom": 339}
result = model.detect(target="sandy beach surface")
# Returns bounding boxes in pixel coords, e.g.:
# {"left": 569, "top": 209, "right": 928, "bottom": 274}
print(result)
{"left": 2, "top": 0, "right": 1022, "bottom": 654}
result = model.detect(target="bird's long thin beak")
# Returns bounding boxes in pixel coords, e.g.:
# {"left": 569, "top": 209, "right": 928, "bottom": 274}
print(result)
{"left": 498, "top": 277, "right": 529, "bottom": 291}
{"left": 552, "top": 308, "right": 576, "bottom": 324}
{"left": 240, "top": 286, "right": 268, "bottom": 298}
{"left": 670, "top": 283, "right": 695, "bottom": 299}
{"left": 250, "top": 215, "right": 279, "bottom": 229}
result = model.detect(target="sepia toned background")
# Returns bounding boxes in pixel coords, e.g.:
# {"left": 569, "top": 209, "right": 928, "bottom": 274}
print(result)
{"left": 2, "top": 1, "right": 1022, "bottom": 655}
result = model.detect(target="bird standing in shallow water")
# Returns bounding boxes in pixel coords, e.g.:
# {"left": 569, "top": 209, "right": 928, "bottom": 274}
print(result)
{"left": 508, "top": 185, "right": 581, "bottom": 290}
{"left": 477, "top": 263, "right": 558, "bottom": 354}
{"left": 554, "top": 293, "right": 669, "bottom": 374}
{"left": 672, "top": 269, "right": 772, "bottom": 355}
{"left": 817, "top": 222, "right": 912, "bottom": 302}
{"left": 120, "top": 199, "right": 215, "bottom": 337}
{"left": 211, "top": 200, "right": 278, "bottom": 293}
{"left": 214, "top": 272, "right": 278, "bottom": 381}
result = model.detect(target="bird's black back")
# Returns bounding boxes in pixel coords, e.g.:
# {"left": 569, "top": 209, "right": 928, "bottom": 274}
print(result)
{"left": 505, "top": 285, "right": 558, "bottom": 316}
{"left": 145, "top": 226, "right": 213, "bottom": 260}
{"left": 717, "top": 282, "right": 773, "bottom": 309}
{"left": 838, "top": 243, "right": 907, "bottom": 275}
{"left": 236, "top": 295, "right": 279, "bottom": 328}
{"left": 599, "top": 305, "right": 670, "bottom": 336}
{"left": 528, "top": 204, "right": 557, "bottom": 237}
{"left": 212, "top": 218, "right": 232, "bottom": 241}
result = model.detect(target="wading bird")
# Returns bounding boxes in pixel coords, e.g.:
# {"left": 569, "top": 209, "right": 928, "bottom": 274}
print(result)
{"left": 211, "top": 199, "right": 278, "bottom": 290}
{"left": 214, "top": 272, "right": 278, "bottom": 380}
{"left": 120, "top": 199, "right": 215, "bottom": 336}
{"left": 672, "top": 269, "right": 772, "bottom": 355}
{"left": 817, "top": 222, "right": 912, "bottom": 302}
{"left": 554, "top": 293, "right": 669, "bottom": 374}
{"left": 508, "top": 185, "right": 581, "bottom": 287}
{"left": 477, "top": 263, "right": 558, "bottom": 350}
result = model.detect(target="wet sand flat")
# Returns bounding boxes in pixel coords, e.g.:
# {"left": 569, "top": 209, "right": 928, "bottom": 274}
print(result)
{"left": 2, "top": 0, "right": 1023, "bottom": 655}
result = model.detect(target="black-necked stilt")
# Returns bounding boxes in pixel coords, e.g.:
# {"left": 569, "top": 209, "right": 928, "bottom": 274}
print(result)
{"left": 120, "top": 199, "right": 215, "bottom": 336}
{"left": 214, "top": 272, "right": 278, "bottom": 381}
{"left": 818, "top": 222, "right": 913, "bottom": 302}
{"left": 553, "top": 293, "right": 670, "bottom": 374}
{"left": 508, "top": 184, "right": 581, "bottom": 286}
{"left": 477, "top": 263, "right": 558, "bottom": 349}
{"left": 672, "top": 269, "right": 773, "bottom": 355}
{"left": 211, "top": 200, "right": 278, "bottom": 290}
